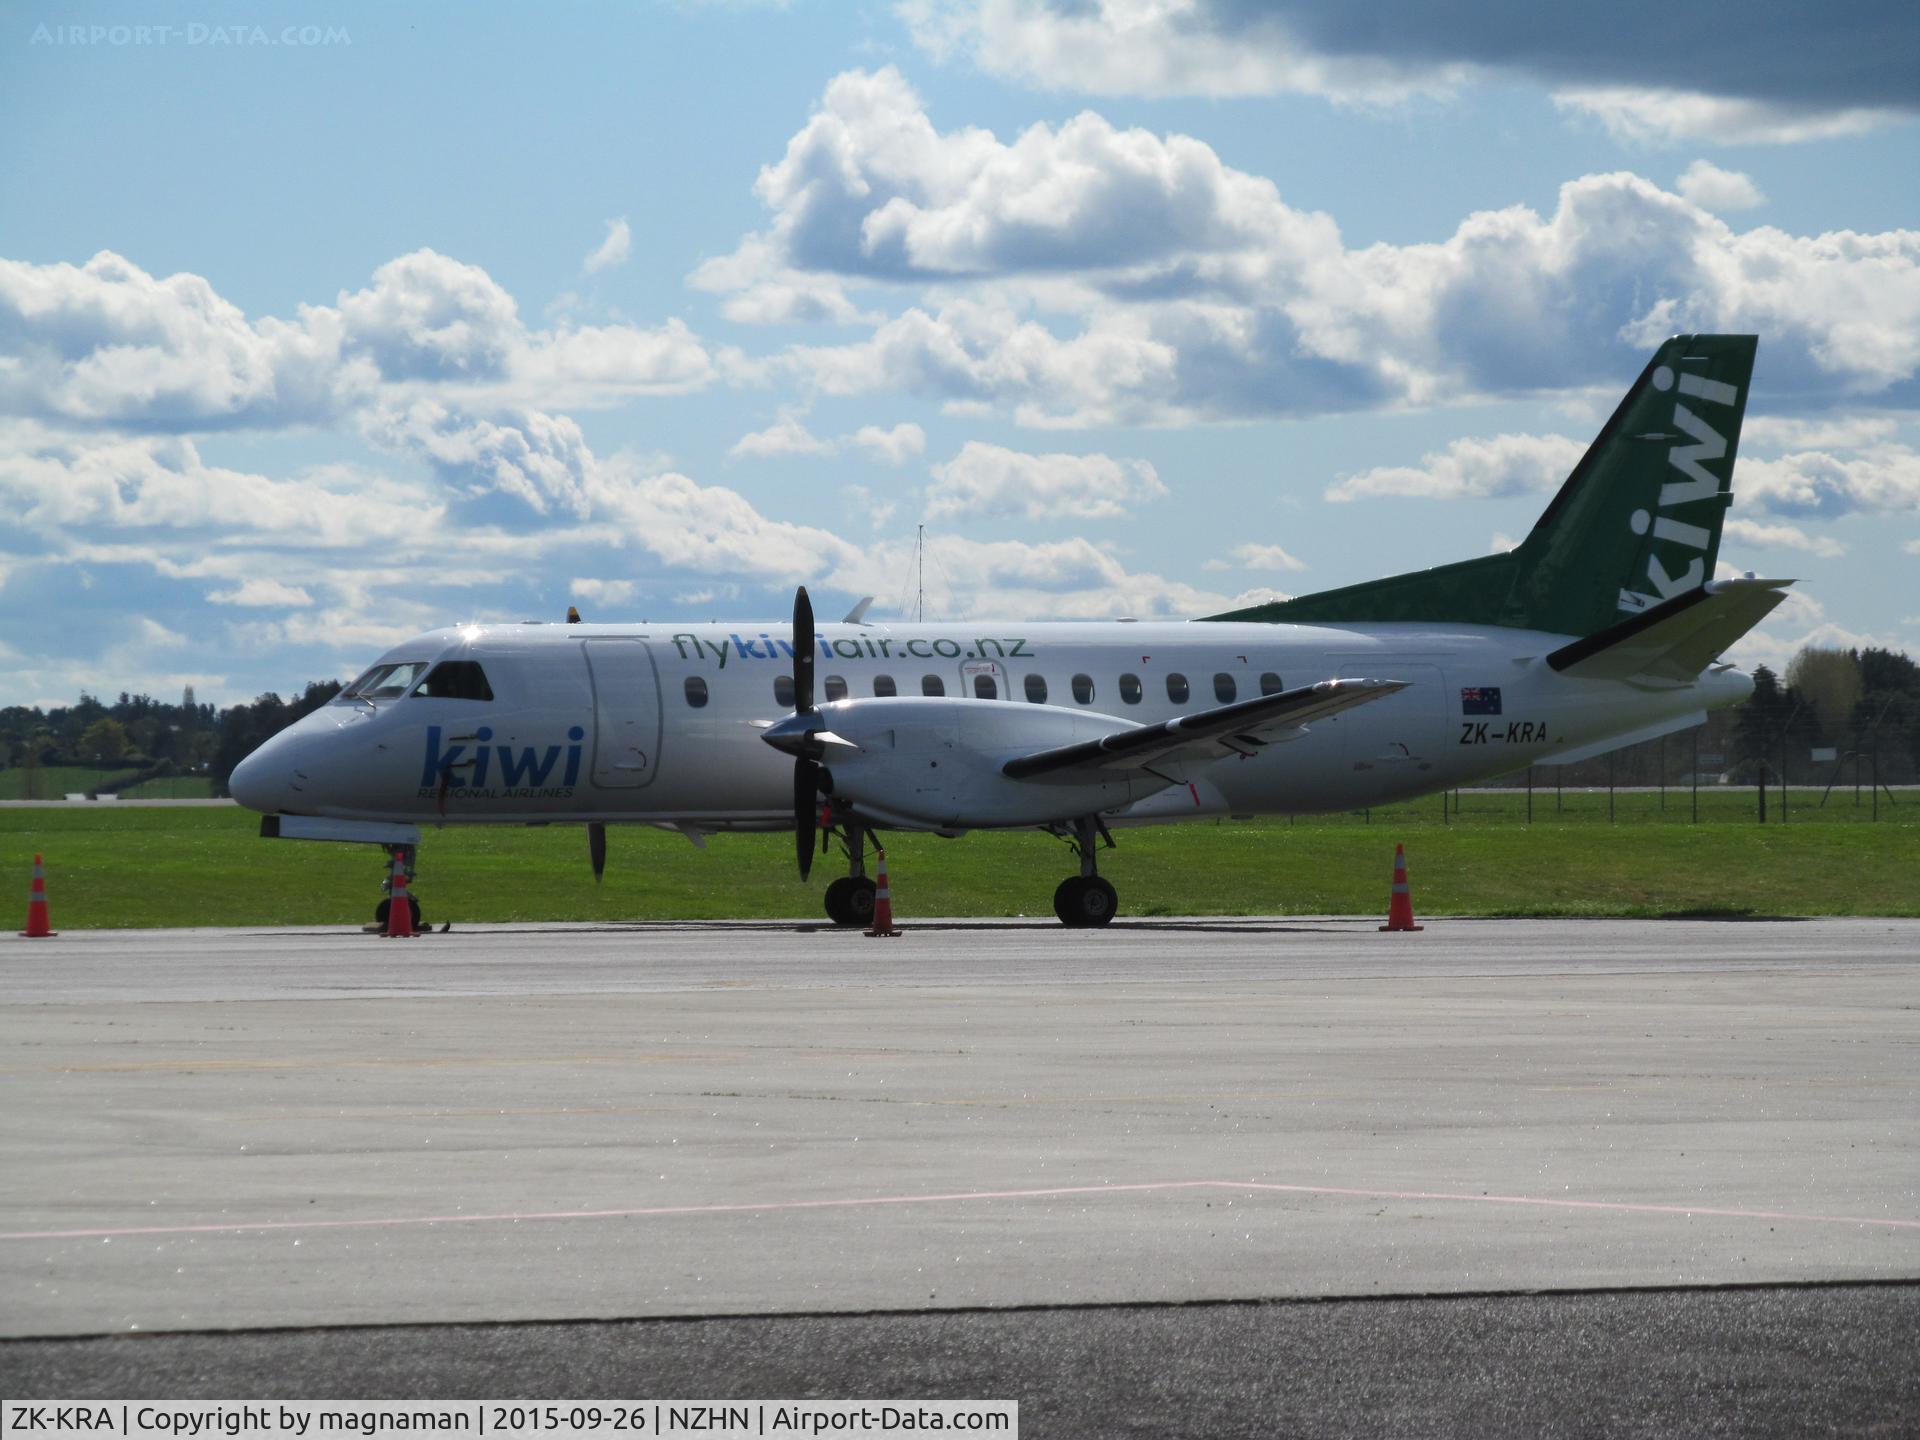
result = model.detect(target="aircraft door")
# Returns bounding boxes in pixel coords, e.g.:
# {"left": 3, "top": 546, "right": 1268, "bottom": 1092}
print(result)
{"left": 959, "top": 657, "right": 1009, "bottom": 700}
{"left": 1327, "top": 659, "right": 1447, "bottom": 775}
{"left": 583, "top": 639, "right": 662, "bottom": 788}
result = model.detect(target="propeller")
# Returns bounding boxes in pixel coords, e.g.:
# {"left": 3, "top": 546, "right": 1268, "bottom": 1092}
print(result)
{"left": 588, "top": 821, "right": 606, "bottom": 883}
{"left": 791, "top": 586, "right": 820, "bottom": 880}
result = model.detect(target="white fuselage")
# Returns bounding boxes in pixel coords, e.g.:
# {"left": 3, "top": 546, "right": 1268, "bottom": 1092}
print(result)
{"left": 230, "top": 617, "right": 1753, "bottom": 832}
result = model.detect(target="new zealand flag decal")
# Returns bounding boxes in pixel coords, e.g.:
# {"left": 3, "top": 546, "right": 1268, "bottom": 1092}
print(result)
{"left": 1460, "top": 687, "right": 1503, "bottom": 716}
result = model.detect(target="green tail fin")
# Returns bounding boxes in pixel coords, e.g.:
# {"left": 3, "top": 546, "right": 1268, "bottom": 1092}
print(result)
{"left": 1204, "top": 335, "right": 1758, "bottom": 638}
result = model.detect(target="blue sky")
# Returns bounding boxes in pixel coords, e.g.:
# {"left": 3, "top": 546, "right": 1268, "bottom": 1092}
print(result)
{"left": 2, "top": 0, "right": 1917, "bottom": 707}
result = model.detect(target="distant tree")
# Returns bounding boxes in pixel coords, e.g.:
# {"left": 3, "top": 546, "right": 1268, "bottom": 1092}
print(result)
{"left": 1785, "top": 647, "right": 1861, "bottom": 746}
{"left": 77, "top": 717, "right": 131, "bottom": 765}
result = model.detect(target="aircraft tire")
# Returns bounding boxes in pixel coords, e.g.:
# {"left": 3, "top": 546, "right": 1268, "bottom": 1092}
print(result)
{"left": 823, "top": 876, "right": 877, "bottom": 927}
{"left": 1053, "top": 875, "right": 1117, "bottom": 928}
{"left": 373, "top": 895, "right": 424, "bottom": 930}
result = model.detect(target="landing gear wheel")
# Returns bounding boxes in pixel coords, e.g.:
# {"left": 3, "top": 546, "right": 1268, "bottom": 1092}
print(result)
{"left": 824, "top": 875, "right": 878, "bottom": 927}
{"left": 374, "top": 895, "right": 424, "bottom": 930}
{"left": 1053, "top": 875, "right": 1117, "bottom": 928}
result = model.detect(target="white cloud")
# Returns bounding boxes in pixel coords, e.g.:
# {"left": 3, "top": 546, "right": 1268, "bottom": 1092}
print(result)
{"left": 900, "top": 0, "right": 1458, "bottom": 103}
{"left": 731, "top": 414, "right": 927, "bottom": 464}
{"left": 904, "top": 3, "right": 1916, "bottom": 144}
{"left": 362, "top": 400, "right": 597, "bottom": 516}
{"left": 584, "top": 219, "right": 632, "bottom": 275}
{"left": 1555, "top": 88, "right": 1903, "bottom": 146}
{"left": 1226, "top": 542, "right": 1307, "bottom": 572}
{"left": 1325, "top": 433, "right": 1587, "bottom": 503}
{"left": 207, "top": 578, "right": 316, "bottom": 607}
{"left": 1721, "top": 517, "right": 1846, "bottom": 559}
{"left": 730, "top": 411, "right": 837, "bottom": 460}
{"left": 688, "top": 235, "right": 869, "bottom": 325}
{"left": 569, "top": 578, "right": 637, "bottom": 607}
{"left": 744, "top": 77, "right": 1920, "bottom": 425}
{"left": 1674, "top": 160, "right": 1765, "bottom": 212}
{"left": 1744, "top": 415, "right": 1900, "bottom": 451}
{"left": 925, "top": 441, "right": 1166, "bottom": 521}
{"left": 849, "top": 421, "right": 925, "bottom": 464}
{"left": 1740, "top": 447, "right": 1920, "bottom": 517}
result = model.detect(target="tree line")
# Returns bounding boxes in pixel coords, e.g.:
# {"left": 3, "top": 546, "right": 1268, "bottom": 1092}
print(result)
{"left": 0, "top": 682, "right": 342, "bottom": 796}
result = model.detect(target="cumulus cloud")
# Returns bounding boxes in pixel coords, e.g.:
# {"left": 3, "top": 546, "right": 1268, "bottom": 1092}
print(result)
{"left": 1226, "top": 542, "right": 1307, "bottom": 572}
{"left": 1555, "top": 89, "right": 1904, "bottom": 146}
{"left": 569, "top": 577, "right": 637, "bottom": 607}
{"left": 1739, "top": 447, "right": 1920, "bottom": 517}
{"left": 738, "top": 75, "right": 1920, "bottom": 425}
{"left": 362, "top": 400, "right": 598, "bottom": 516}
{"left": 849, "top": 421, "right": 926, "bottom": 463}
{"left": 731, "top": 413, "right": 926, "bottom": 464}
{"left": 584, "top": 218, "right": 632, "bottom": 275}
{"left": 1324, "top": 433, "right": 1587, "bottom": 502}
{"left": 1674, "top": 160, "right": 1765, "bottom": 212}
{"left": 905, "top": 2, "right": 1919, "bottom": 140}
{"left": 1721, "top": 517, "right": 1846, "bottom": 559}
{"left": 730, "top": 411, "right": 837, "bottom": 460}
{"left": 207, "top": 578, "right": 316, "bottom": 607}
{"left": 925, "top": 441, "right": 1166, "bottom": 521}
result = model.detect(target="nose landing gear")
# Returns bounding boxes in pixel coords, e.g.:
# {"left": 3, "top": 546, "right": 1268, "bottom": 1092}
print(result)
{"left": 1052, "top": 816, "right": 1118, "bottom": 927}
{"left": 822, "top": 815, "right": 879, "bottom": 927}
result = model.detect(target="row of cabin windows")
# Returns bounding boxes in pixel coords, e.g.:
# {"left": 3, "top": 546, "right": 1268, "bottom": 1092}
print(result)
{"left": 683, "top": 670, "right": 1285, "bottom": 709}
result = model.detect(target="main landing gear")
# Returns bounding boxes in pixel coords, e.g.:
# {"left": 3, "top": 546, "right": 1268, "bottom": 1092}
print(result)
{"left": 372, "top": 844, "right": 424, "bottom": 930}
{"left": 822, "top": 816, "right": 878, "bottom": 927}
{"left": 1052, "top": 816, "right": 1118, "bottom": 928}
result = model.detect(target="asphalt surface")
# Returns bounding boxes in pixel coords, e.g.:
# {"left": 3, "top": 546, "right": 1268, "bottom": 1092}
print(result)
{"left": 3, "top": 916, "right": 1915, "bottom": 1431}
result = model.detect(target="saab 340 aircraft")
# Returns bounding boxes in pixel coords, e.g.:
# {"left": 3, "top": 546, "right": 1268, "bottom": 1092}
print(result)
{"left": 232, "top": 335, "right": 1787, "bottom": 927}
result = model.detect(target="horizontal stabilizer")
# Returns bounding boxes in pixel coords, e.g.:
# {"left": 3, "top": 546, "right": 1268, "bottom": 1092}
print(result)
{"left": 1546, "top": 578, "right": 1792, "bottom": 682}
{"left": 1003, "top": 678, "right": 1405, "bottom": 781}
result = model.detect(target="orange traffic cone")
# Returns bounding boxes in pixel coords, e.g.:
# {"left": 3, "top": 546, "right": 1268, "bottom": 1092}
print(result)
{"left": 19, "top": 853, "right": 56, "bottom": 938}
{"left": 382, "top": 851, "right": 417, "bottom": 939}
{"left": 863, "top": 847, "right": 902, "bottom": 938}
{"left": 1379, "top": 843, "right": 1424, "bottom": 933}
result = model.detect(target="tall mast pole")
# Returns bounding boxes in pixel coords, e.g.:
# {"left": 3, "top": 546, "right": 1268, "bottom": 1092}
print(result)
{"left": 916, "top": 523, "right": 925, "bottom": 623}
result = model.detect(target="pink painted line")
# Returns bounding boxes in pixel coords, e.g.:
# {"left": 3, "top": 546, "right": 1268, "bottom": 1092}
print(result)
{"left": 2, "top": 1179, "right": 1915, "bottom": 1243}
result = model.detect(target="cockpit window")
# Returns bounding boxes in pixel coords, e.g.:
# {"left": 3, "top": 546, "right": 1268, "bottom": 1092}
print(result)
{"left": 338, "top": 661, "right": 430, "bottom": 701}
{"left": 412, "top": 660, "right": 494, "bottom": 701}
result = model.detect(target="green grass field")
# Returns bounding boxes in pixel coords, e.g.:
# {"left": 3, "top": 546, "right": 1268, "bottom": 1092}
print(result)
{"left": 3, "top": 790, "right": 1914, "bottom": 928}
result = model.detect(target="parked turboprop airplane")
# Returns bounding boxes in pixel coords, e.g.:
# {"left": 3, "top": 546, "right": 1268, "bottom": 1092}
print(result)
{"left": 232, "top": 335, "right": 1786, "bottom": 927}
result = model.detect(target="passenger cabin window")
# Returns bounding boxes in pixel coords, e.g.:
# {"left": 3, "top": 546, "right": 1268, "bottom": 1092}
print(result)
{"left": 824, "top": 675, "right": 848, "bottom": 702}
{"left": 1119, "top": 673, "right": 1143, "bottom": 705}
{"left": 1024, "top": 674, "right": 1047, "bottom": 704}
{"left": 1214, "top": 673, "right": 1237, "bottom": 704}
{"left": 1167, "top": 673, "right": 1190, "bottom": 704}
{"left": 873, "top": 675, "right": 898, "bottom": 697}
{"left": 412, "top": 660, "right": 494, "bottom": 701}
{"left": 922, "top": 675, "right": 945, "bottom": 696}
{"left": 683, "top": 676, "right": 709, "bottom": 708}
{"left": 775, "top": 674, "right": 796, "bottom": 707}
{"left": 341, "top": 660, "right": 429, "bottom": 701}
{"left": 973, "top": 674, "right": 998, "bottom": 700}
{"left": 1072, "top": 673, "right": 1094, "bottom": 704}
{"left": 1260, "top": 672, "right": 1284, "bottom": 695}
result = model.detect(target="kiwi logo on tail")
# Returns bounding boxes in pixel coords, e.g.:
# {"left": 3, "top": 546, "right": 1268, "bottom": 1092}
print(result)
{"left": 1619, "top": 364, "right": 1740, "bottom": 613}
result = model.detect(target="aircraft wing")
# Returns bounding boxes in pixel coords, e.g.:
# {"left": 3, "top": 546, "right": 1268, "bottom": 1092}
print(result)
{"left": 1001, "top": 678, "right": 1407, "bottom": 781}
{"left": 1546, "top": 577, "right": 1793, "bottom": 683}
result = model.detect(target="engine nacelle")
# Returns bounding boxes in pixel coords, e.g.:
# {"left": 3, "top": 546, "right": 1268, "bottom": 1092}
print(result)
{"left": 809, "top": 696, "right": 1171, "bottom": 829}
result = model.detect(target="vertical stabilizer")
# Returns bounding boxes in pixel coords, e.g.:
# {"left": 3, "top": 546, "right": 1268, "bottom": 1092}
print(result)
{"left": 1204, "top": 335, "right": 1758, "bottom": 638}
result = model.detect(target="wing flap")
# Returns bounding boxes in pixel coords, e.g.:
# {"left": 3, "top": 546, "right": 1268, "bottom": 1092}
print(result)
{"left": 1002, "top": 678, "right": 1407, "bottom": 782}
{"left": 1546, "top": 577, "right": 1792, "bottom": 682}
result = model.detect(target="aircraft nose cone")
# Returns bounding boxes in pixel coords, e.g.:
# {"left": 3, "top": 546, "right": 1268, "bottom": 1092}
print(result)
{"left": 228, "top": 742, "right": 288, "bottom": 813}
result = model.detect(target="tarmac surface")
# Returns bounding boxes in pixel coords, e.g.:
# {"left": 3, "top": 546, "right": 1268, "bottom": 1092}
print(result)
{"left": 3, "top": 916, "right": 1916, "bottom": 1432}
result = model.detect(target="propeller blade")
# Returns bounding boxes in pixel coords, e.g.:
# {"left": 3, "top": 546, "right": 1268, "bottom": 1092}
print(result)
{"left": 794, "top": 759, "right": 818, "bottom": 880}
{"left": 588, "top": 822, "right": 606, "bottom": 883}
{"left": 793, "top": 586, "right": 815, "bottom": 714}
